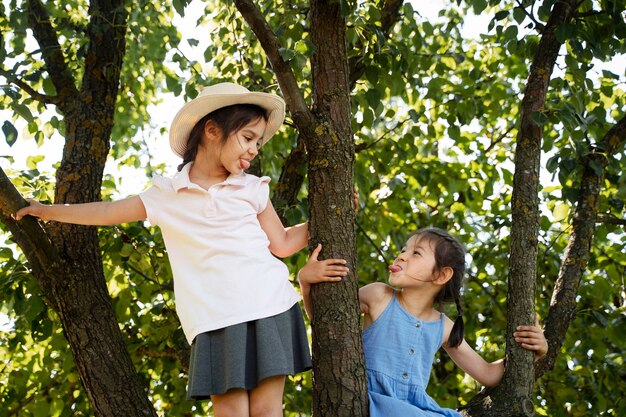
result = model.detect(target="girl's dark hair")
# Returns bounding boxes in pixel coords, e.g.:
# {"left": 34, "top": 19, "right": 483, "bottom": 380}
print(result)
{"left": 411, "top": 227, "right": 466, "bottom": 348}
{"left": 177, "top": 104, "right": 268, "bottom": 171}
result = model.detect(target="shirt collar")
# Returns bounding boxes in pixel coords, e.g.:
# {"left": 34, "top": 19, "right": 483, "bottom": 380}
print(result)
{"left": 172, "top": 162, "right": 248, "bottom": 191}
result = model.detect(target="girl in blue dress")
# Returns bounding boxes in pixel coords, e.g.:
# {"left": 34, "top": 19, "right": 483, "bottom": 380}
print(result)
{"left": 298, "top": 227, "right": 547, "bottom": 416}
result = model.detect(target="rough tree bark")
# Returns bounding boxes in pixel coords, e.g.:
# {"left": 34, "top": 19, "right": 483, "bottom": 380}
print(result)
{"left": 537, "top": 115, "right": 626, "bottom": 377}
{"left": 305, "top": 2, "right": 367, "bottom": 415}
{"left": 460, "top": 0, "right": 579, "bottom": 415}
{"left": 234, "top": 0, "right": 369, "bottom": 415}
{"left": 0, "top": 0, "right": 158, "bottom": 415}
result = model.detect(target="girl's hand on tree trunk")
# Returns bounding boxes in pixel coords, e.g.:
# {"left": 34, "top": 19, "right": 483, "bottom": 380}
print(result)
{"left": 514, "top": 316, "right": 548, "bottom": 360}
{"left": 298, "top": 244, "right": 348, "bottom": 286}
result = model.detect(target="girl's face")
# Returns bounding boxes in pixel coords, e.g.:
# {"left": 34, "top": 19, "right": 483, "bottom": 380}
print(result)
{"left": 218, "top": 117, "right": 267, "bottom": 174}
{"left": 388, "top": 235, "right": 438, "bottom": 286}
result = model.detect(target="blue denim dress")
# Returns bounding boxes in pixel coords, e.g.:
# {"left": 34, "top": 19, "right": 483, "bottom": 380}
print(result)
{"left": 363, "top": 291, "right": 462, "bottom": 417}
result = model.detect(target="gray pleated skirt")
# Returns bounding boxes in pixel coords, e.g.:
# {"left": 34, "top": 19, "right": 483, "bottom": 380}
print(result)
{"left": 187, "top": 303, "right": 312, "bottom": 400}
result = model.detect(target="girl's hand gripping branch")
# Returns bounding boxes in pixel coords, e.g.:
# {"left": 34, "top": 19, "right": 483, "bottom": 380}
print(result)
{"left": 12, "top": 199, "right": 48, "bottom": 221}
{"left": 297, "top": 244, "right": 348, "bottom": 319}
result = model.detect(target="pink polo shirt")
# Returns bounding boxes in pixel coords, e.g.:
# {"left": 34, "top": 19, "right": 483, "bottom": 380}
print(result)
{"left": 139, "top": 163, "right": 300, "bottom": 344}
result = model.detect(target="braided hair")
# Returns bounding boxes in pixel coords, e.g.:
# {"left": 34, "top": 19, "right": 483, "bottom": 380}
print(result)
{"left": 177, "top": 104, "right": 268, "bottom": 171}
{"left": 410, "top": 227, "right": 466, "bottom": 348}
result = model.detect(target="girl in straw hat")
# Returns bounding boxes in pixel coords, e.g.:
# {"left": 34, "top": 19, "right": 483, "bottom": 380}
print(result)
{"left": 15, "top": 82, "right": 329, "bottom": 416}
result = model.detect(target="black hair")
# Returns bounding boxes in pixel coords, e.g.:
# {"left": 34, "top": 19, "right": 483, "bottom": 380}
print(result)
{"left": 177, "top": 104, "right": 268, "bottom": 171}
{"left": 410, "top": 227, "right": 466, "bottom": 348}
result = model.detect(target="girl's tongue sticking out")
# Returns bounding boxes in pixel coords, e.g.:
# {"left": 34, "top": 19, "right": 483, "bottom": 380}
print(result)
{"left": 388, "top": 265, "right": 402, "bottom": 273}
{"left": 239, "top": 159, "right": 251, "bottom": 170}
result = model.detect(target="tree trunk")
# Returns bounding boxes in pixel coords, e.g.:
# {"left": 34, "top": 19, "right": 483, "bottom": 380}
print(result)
{"left": 234, "top": 0, "right": 369, "bottom": 414}
{"left": 461, "top": 0, "right": 578, "bottom": 415}
{"left": 0, "top": 0, "right": 159, "bottom": 415}
{"left": 537, "top": 115, "right": 626, "bottom": 377}
{"left": 304, "top": 1, "right": 369, "bottom": 416}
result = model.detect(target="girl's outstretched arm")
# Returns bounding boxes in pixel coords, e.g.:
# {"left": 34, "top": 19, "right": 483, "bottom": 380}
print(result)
{"left": 297, "top": 244, "right": 348, "bottom": 319}
{"left": 13, "top": 196, "right": 147, "bottom": 226}
{"left": 258, "top": 199, "right": 308, "bottom": 258}
{"left": 443, "top": 318, "right": 548, "bottom": 387}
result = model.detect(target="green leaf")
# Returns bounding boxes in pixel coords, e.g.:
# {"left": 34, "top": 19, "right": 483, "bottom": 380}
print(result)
{"left": 472, "top": 0, "right": 488, "bottom": 14}
{"left": 14, "top": 103, "right": 34, "bottom": 122}
{"left": 503, "top": 25, "right": 518, "bottom": 42}
{"left": 278, "top": 47, "right": 295, "bottom": 62}
{"left": 552, "top": 203, "right": 569, "bottom": 221}
{"left": 2, "top": 120, "right": 18, "bottom": 146}
{"left": 494, "top": 10, "right": 508, "bottom": 21}
{"left": 546, "top": 154, "right": 560, "bottom": 173}
{"left": 601, "top": 70, "right": 619, "bottom": 80}
{"left": 172, "top": 0, "right": 189, "bottom": 17}
{"left": 513, "top": 7, "right": 526, "bottom": 24}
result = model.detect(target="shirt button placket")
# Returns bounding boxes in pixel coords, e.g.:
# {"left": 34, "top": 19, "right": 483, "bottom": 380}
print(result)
{"left": 401, "top": 320, "right": 422, "bottom": 380}
{"left": 205, "top": 189, "right": 217, "bottom": 217}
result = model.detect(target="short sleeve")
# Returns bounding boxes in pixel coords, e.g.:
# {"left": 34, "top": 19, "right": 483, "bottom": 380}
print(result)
{"left": 139, "top": 176, "right": 170, "bottom": 226}
{"left": 256, "top": 176, "right": 271, "bottom": 213}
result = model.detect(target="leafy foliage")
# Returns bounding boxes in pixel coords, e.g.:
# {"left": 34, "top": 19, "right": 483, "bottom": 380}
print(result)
{"left": 1, "top": 0, "right": 625, "bottom": 416}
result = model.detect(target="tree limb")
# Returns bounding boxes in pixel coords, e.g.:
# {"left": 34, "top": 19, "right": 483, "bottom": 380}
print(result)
{"left": 0, "top": 166, "right": 63, "bottom": 308}
{"left": 233, "top": 0, "right": 313, "bottom": 130}
{"left": 26, "top": 0, "right": 79, "bottom": 110}
{"left": 272, "top": 137, "right": 307, "bottom": 224}
{"left": 597, "top": 213, "right": 626, "bottom": 226}
{"left": 80, "top": 0, "right": 128, "bottom": 103}
{"left": 348, "top": 0, "right": 404, "bottom": 88}
{"left": 135, "top": 346, "right": 190, "bottom": 373}
{"left": 462, "top": 0, "right": 580, "bottom": 414}
{"left": 537, "top": 113, "right": 626, "bottom": 378}
{"left": 355, "top": 116, "right": 411, "bottom": 153}
{"left": 0, "top": 68, "right": 60, "bottom": 105}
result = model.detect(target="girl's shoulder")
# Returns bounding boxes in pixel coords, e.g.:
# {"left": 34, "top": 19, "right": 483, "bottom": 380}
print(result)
{"left": 236, "top": 173, "right": 271, "bottom": 191}
{"left": 360, "top": 282, "right": 393, "bottom": 301}
{"left": 242, "top": 173, "right": 270, "bottom": 183}
{"left": 359, "top": 283, "right": 393, "bottom": 323}
{"left": 143, "top": 175, "right": 175, "bottom": 193}
{"left": 153, "top": 175, "right": 173, "bottom": 188}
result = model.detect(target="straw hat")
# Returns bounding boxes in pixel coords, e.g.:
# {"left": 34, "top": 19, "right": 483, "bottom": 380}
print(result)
{"left": 169, "top": 82, "right": 286, "bottom": 157}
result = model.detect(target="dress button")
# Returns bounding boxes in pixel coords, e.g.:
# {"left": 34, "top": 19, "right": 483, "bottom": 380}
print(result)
{"left": 408, "top": 348, "right": 415, "bottom": 355}
{"left": 402, "top": 372, "right": 409, "bottom": 379}
{"left": 415, "top": 322, "right": 421, "bottom": 328}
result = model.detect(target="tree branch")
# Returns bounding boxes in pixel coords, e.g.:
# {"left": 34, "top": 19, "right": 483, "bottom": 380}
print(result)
{"left": 348, "top": 0, "right": 404, "bottom": 88}
{"left": 597, "top": 213, "right": 626, "bottom": 226}
{"left": 26, "top": 0, "right": 79, "bottom": 109}
{"left": 463, "top": 1, "right": 580, "bottom": 413}
{"left": 0, "top": 166, "right": 64, "bottom": 309}
{"left": 485, "top": 124, "right": 515, "bottom": 153}
{"left": 233, "top": 0, "right": 313, "bottom": 130}
{"left": 81, "top": 0, "right": 128, "bottom": 103}
{"left": 355, "top": 117, "right": 411, "bottom": 153}
{"left": 135, "top": 346, "right": 190, "bottom": 373}
{"left": 514, "top": 0, "right": 546, "bottom": 32}
{"left": 272, "top": 137, "right": 307, "bottom": 224}
{"left": 537, "top": 113, "right": 626, "bottom": 378}
{"left": 0, "top": 68, "right": 59, "bottom": 105}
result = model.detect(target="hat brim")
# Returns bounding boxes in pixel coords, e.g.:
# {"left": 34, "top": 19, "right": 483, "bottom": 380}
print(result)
{"left": 169, "top": 92, "right": 285, "bottom": 158}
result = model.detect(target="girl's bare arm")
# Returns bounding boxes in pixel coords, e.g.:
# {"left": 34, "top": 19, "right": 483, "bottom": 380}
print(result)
{"left": 258, "top": 199, "right": 308, "bottom": 258}
{"left": 13, "top": 196, "right": 147, "bottom": 225}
